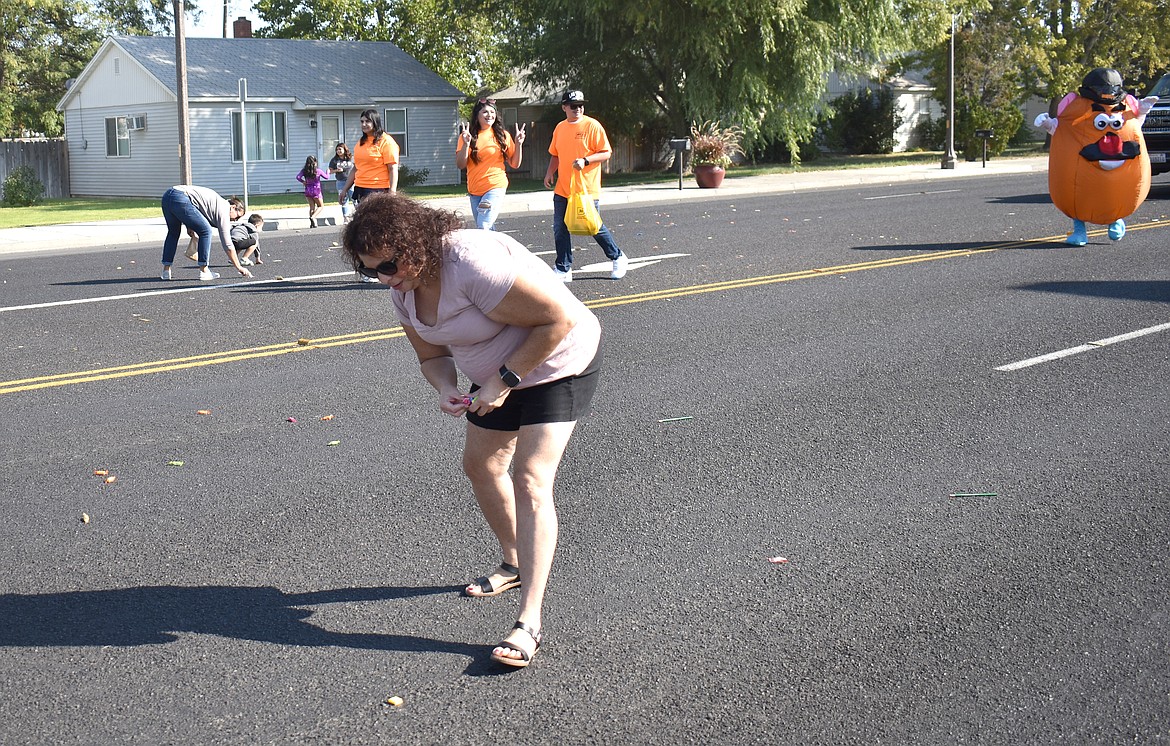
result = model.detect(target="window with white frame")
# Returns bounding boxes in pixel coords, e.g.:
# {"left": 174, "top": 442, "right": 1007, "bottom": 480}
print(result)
{"left": 231, "top": 110, "right": 288, "bottom": 161}
{"left": 385, "top": 108, "right": 407, "bottom": 157}
{"left": 105, "top": 116, "right": 130, "bottom": 157}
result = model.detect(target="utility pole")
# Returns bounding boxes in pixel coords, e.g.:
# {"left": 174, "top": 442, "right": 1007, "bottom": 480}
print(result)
{"left": 174, "top": 0, "right": 192, "bottom": 184}
{"left": 222, "top": 0, "right": 230, "bottom": 37}
{"left": 940, "top": 12, "right": 957, "bottom": 170}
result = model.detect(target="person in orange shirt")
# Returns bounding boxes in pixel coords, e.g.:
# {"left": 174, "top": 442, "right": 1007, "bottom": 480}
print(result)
{"left": 342, "top": 108, "right": 400, "bottom": 282}
{"left": 543, "top": 90, "right": 629, "bottom": 282}
{"left": 341, "top": 108, "right": 399, "bottom": 205}
{"left": 456, "top": 98, "right": 526, "bottom": 230}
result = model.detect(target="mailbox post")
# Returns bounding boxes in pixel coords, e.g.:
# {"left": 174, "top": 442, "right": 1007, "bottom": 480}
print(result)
{"left": 974, "top": 129, "right": 994, "bottom": 168}
{"left": 669, "top": 138, "right": 691, "bottom": 190}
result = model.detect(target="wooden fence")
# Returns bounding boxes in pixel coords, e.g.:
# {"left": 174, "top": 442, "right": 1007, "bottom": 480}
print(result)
{"left": 1, "top": 138, "right": 70, "bottom": 199}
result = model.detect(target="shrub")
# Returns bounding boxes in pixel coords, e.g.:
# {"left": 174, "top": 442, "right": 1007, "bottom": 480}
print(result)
{"left": 824, "top": 88, "right": 903, "bottom": 155}
{"left": 2, "top": 166, "right": 44, "bottom": 207}
{"left": 398, "top": 165, "right": 429, "bottom": 188}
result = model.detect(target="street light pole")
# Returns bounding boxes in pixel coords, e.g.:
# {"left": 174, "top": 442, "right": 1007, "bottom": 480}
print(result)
{"left": 941, "top": 12, "right": 957, "bottom": 169}
{"left": 173, "top": 0, "right": 192, "bottom": 184}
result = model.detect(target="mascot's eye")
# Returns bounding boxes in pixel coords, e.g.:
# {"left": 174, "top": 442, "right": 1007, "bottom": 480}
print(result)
{"left": 1108, "top": 115, "right": 1124, "bottom": 131}
{"left": 1093, "top": 113, "right": 1111, "bottom": 130}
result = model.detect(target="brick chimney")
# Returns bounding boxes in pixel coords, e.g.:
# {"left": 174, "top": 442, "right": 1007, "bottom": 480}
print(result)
{"left": 233, "top": 16, "right": 253, "bottom": 38}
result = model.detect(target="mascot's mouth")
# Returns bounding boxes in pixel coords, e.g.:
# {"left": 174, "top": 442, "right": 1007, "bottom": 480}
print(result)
{"left": 1080, "top": 132, "right": 1141, "bottom": 166}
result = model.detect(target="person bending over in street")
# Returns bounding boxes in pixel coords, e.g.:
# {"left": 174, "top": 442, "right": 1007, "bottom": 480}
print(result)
{"left": 159, "top": 184, "right": 252, "bottom": 281}
{"left": 341, "top": 193, "right": 602, "bottom": 669}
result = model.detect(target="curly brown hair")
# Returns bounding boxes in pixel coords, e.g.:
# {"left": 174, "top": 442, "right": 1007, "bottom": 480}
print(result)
{"left": 340, "top": 193, "right": 462, "bottom": 280}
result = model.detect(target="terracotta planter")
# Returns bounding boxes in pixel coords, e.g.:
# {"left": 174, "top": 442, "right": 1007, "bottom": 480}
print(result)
{"left": 694, "top": 164, "right": 725, "bottom": 188}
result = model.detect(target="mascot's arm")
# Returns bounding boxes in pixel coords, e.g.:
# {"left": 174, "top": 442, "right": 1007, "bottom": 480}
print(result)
{"left": 1138, "top": 95, "right": 1158, "bottom": 123}
{"left": 1034, "top": 112, "right": 1058, "bottom": 135}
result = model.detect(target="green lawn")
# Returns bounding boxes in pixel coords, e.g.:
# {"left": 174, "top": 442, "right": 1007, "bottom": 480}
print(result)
{"left": 0, "top": 145, "right": 1045, "bottom": 230}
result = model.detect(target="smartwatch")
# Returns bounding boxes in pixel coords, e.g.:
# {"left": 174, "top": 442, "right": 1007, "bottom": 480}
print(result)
{"left": 499, "top": 365, "right": 522, "bottom": 388}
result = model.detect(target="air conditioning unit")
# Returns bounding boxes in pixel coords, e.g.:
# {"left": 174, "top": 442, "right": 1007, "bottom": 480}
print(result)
{"left": 127, "top": 114, "right": 147, "bottom": 131}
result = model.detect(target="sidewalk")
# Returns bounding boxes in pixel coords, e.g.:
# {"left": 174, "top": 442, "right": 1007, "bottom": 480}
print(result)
{"left": 0, "top": 157, "right": 1046, "bottom": 258}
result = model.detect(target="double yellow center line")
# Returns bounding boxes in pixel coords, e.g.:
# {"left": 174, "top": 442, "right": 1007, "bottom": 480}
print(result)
{"left": 2, "top": 223, "right": 1163, "bottom": 397}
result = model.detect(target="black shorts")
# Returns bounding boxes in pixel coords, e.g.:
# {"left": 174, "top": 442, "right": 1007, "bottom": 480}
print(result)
{"left": 467, "top": 352, "right": 601, "bottom": 432}
{"left": 352, "top": 186, "right": 388, "bottom": 204}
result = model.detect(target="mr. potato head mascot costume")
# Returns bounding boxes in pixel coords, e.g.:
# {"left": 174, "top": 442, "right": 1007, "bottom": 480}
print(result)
{"left": 1034, "top": 67, "right": 1157, "bottom": 245}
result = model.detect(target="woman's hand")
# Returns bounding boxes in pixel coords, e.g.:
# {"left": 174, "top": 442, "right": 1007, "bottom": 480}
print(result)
{"left": 460, "top": 379, "right": 510, "bottom": 416}
{"left": 459, "top": 122, "right": 471, "bottom": 146}
{"left": 515, "top": 123, "right": 526, "bottom": 145}
{"left": 237, "top": 266, "right": 252, "bottom": 278}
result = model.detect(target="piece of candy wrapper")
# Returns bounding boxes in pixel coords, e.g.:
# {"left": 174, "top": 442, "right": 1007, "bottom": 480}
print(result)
{"left": 93, "top": 469, "right": 108, "bottom": 476}
{"left": 196, "top": 409, "right": 211, "bottom": 415}
{"left": 287, "top": 417, "right": 297, "bottom": 423}
{"left": 168, "top": 461, "right": 184, "bottom": 467}
{"left": 327, "top": 440, "right": 341, "bottom": 447}
{"left": 386, "top": 696, "right": 404, "bottom": 707}
{"left": 767, "top": 556, "right": 788, "bottom": 564}
{"left": 104, "top": 476, "right": 117, "bottom": 484}
{"left": 81, "top": 513, "right": 90, "bottom": 524}
{"left": 320, "top": 414, "right": 334, "bottom": 421}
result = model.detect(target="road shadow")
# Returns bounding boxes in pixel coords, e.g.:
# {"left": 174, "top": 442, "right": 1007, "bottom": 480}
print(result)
{"left": 0, "top": 584, "right": 509, "bottom": 675}
{"left": 230, "top": 280, "right": 370, "bottom": 294}
{"left": 987, "top": 193, "right": 1053, "bottom": 205}
{"left": 1011, "top": 280, "right": 1170, "bottom": 303}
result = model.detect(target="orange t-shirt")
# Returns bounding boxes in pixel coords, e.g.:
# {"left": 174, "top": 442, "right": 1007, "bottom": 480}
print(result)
{"left": 549, "top": 115, "right": 610, "bottom": 198}
{"left": 459, "top": 129, "right": 515, "bottom": 196}
{"left": 353, "top": 133, "right": 399, "bottom": 189}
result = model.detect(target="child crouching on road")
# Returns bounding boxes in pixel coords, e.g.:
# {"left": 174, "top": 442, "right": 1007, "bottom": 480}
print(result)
{"left": 232, "top": 213, "right": 265, "bottom": 266}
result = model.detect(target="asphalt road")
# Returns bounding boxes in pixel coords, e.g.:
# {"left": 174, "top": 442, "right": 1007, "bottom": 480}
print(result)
{"left": 1, "top": 173, "right": 1168, "bottom": 745}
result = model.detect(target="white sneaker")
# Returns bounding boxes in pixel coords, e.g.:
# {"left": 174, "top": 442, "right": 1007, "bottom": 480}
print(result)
{"left": 239, "top": 258, "right": 255, "bottom": 266}
{"left": 198, "top": 269, "right": 220, "bottom": 281}
{"left": 553, "top": 268, "right": 573, "bottom": 283}
{"left": 611, "top": 252, "right": 629, "bottom": 280}
{"left": 161, "top": 267, "right": 172, "bottom": 281}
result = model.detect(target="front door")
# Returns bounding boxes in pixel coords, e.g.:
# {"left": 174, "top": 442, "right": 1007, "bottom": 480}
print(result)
{"left": 318, "top": 112, "right": 344, "bottom": 196}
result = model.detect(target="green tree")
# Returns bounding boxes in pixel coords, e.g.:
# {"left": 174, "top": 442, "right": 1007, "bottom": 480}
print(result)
{"left": 497, "top": 0, "right": 945, "bottom": 159}
{"left": 0, "top": 0, "right": 192, "bottom": 137}
{"left": 252, "top": 0, "right": 512, "bottom": 96}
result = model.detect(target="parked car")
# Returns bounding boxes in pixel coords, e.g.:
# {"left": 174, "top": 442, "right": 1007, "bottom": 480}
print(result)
{"left": 1144, "top": 73, "right": 1170, "bottom": 176}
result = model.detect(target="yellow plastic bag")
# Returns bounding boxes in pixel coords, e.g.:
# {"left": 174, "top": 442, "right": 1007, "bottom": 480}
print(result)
{"left": 564, "top": 170, "right": 602, "bottom": 236}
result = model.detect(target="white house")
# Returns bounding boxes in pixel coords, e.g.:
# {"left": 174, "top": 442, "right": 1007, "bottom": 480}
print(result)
{"left": 56, "top": 35, "right": 466, "bottom": 197}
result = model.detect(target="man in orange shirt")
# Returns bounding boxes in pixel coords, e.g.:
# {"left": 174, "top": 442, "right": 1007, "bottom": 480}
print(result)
{"left": 543, "top": 90, "right": 629, "bottom": 282}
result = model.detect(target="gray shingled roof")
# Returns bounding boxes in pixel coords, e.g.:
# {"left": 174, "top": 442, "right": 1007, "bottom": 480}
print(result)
{"left": 113, "top": 35, "right": 464, "bottom": 105}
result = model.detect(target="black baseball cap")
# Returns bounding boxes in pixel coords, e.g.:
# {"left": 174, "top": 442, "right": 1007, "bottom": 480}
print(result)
{"left": 1078, "top": 68, "right": 1125, "bottom": 105}
{"left": 561, "top": 90, "right": 586, "bottom": 105}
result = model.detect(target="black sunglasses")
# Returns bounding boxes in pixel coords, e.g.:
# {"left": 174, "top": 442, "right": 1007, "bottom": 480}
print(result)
{"left": 566, "top": 103, "right": 584, "bottom": 109}
{"left": 356, "top": 257, "right": 399, "bottom": 278}
{"left": 478, "top": 98, "right": 496, "bottom": 105}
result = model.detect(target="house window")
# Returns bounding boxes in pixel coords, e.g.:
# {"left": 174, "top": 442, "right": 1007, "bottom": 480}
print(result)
{"left": 384, "top": 108, "right": 407, "bottom": 157}
{"left": 231, "top": 110, "right": 288, "bottom": 162}
{"left": 105, "top": 116, "right": 130, "bottom": 157}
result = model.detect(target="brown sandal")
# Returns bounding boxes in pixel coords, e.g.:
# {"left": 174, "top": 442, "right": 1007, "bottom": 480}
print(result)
{"left": 462, "top": 562, "right": 521, "bottom": 597}
{"left": 490, "top": 621, "right": 542, "bottom": 668}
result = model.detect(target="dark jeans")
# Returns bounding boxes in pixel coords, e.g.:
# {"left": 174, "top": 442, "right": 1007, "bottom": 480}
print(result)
{"left": 552, "top": 193, "right": 622, "bottom": 273}
{"left": 161, "top": 187, "right": 212, "bottom": 266}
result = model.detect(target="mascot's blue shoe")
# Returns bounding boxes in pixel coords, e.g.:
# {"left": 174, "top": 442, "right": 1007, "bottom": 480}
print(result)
{"left": 1066, "top": 220, "right": 1088, "bottom": 246}
{"left": 1108, "top": 219, "right": 1126, "bottom": 241}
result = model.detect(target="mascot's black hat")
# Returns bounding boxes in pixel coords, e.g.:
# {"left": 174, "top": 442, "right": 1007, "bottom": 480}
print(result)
{"left": 1078, "top": 67, "right": 1125, "bottom": 105}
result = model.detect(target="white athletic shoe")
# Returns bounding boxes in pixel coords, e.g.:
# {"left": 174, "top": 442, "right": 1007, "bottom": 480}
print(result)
{"left": 611, "top": 252, "right": 629, "bottom": 279}
{"left": 239, "top": 258, "right": 255, "bottom": 266}
{"left": 198, "top": 269, "right": 220, "bottom": 281}
{"left": 553, "top": 268, "right": 573, "bottom": 283}
{"left": 161, "top": 267, "right": 172, "bottom": 281}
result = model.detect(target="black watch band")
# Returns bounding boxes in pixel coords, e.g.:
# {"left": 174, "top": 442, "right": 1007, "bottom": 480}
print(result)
{"left": 499, "top": 365, "right": 522, "bottom": 388}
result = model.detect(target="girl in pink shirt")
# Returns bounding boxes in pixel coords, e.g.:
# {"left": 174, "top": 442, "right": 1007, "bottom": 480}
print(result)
{"left": 296, "top": 155, "right": 330, "bottom": 228}
{"left": 342, "top": 193, "right": 601, "bottom": 669}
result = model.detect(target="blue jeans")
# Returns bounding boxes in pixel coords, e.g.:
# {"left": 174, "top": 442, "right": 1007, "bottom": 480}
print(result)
{"left": 552, "top": 193, "right": 622, "bottom": 272}
{"left": 161, "top": 187, "right": 212, "bottom": 266}
{"left": 336, "top": 179, "right": 354, "bottom": 217}
{"left": 469, "top": 187, "right": 506, "bottom": 230}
